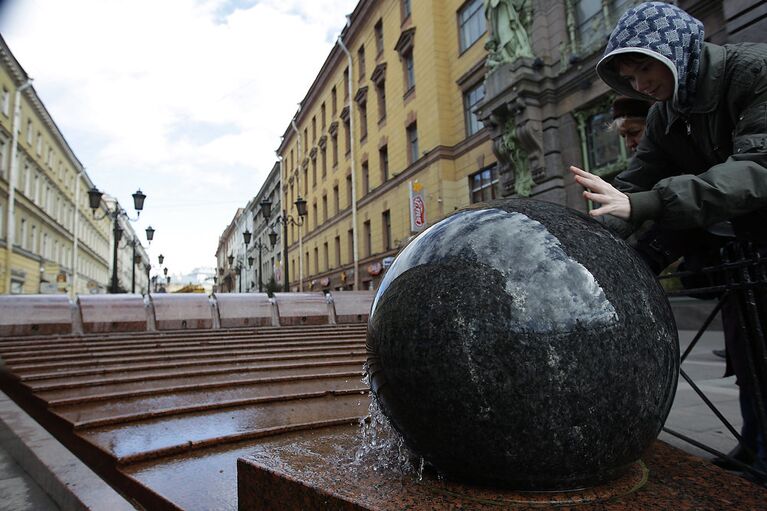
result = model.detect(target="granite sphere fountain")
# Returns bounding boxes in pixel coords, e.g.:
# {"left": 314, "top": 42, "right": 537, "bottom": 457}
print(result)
{"left": 366, "top": 199, "right": 679, "bottom": 490}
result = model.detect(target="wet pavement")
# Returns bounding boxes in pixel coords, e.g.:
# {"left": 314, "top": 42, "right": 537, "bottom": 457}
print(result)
{"left": 0, "top": 322, "right": 758, "bottom": 510}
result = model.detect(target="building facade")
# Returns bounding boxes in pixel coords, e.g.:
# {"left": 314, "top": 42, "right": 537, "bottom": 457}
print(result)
{"left": 246, "top": 161, "right": 282, "bottom": 293}
{"left": 475, "top": 0, "right": 766, "bottom": 215}
{"left": 276, "top": 0, "right": 497, "bottom": 291}
{"left": 214, "top": 208, "right": 243, "bottom": 293}
{"left": 0, "top": 35, "right": 112, "bottom": 296}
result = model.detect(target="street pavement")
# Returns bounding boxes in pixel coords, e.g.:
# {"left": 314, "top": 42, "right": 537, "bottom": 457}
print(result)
{"left": 0, "top": 328, "right": 746, "bottom": 510}
{"left": 660, "top": 328, "right": 742, "bottom": 461}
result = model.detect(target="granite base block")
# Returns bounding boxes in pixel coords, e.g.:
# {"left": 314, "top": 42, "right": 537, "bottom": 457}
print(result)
{"left": 237, "top": 426, "right": 767, "bottom": 510}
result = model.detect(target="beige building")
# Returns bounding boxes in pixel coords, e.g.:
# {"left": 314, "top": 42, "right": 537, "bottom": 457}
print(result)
{"left": 215, "top": 208, "right": 243, "bottom": 293}
{"left": 0, "top": 35, "right": 112, "bottom": 296}
{"left": 276, "top": 0, "right": 496, "bottom": 291}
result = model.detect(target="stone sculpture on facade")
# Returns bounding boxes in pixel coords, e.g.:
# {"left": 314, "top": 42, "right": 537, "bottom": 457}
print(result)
{"left": 484, "top": 0, "right": 534, "bottom": 70}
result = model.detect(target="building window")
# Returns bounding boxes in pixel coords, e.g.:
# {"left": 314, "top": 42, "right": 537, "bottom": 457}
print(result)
{"left": 362, "top": 161, "right": 369, "bottom": 195}
{"left": 344, "top": 68, "right": 350, "bottom": 100}
{"left": 406, "top": 122, "right": 419, "bottom": 164}
{"left": 371, "top": 63, "right": 387, "bottom": 123}
{"left": 358, "top": 45, "right": 366, "bottom": 81}
{"left": 314, "top": 247, "right": 319, "bottom": 273}
{"left": 379, "top": 145, "right": 389, "bottom": 182}
{"left": 312, "top": 202, "right": 318, "bottom": 229}
{"left": 323, "top": 242, "right": 329, "bottom": 270}
{"left": 375, "top": 19, "right": 384, "bottom": 56}
{"left": 363, "top": 220, "right": 371, "bottom": 257}
{"left": 464, "top": 81, "right": 485, "bottom": 136}
{"left": 26, "top": 120, "right": 32, "bottom": 145}
{"left": 332, "top": 132, "right": 339, "bottom": 166}
{"left": 395, "top": 28, "right": 416, "bottom": 95}
{"left": 322, "top": 194, "right": 328, "bottom": 222}
{"left": 321, "top": 103, "right": 326, "bottom": 130}
{"left": 1, "top": 87, "right": 9, "bottom": 117}
{"left": 36, "top": 132, "right": 42, "bottom": 155}
{"left": 333, "top": 185, "right": 340, "bottom": 214}
{"left": 332, "top": 86, "right": 337, "bottom": 115}
{"left": 335, "top": 236, "right": 341, "bottom": 267}
{"left": 585, "top": 111, "right": 621, "bottom": 169}
{"left": 321, "top": 147, "right": 327, "bottom": 177}
{"left": 312, "top": 116, "right": 316, "bottom": 143}
{"left": 469, "top": 166, "right": 501, "bottom": 203}
{"left": 569, "top": 0, "right": 632, "bottom": 55}
{"left": 402, "top": 0, "right": 412, "bottom": 20}
{"left": 404, "top": 51, "right": 415, "bottom": 92}
{"left": 359, "top": 100, "right": 368, "bottom": 141}
{"left": 376, "top": 80, "right": 386, "bottom": 122}
{"left": 382, "top": 210, "right": 392, "bottom": 251}
{"left": 458, "top": 0, "right": 486, "bottom": 52}
{"left": 343, "top": 117, "right": 351, "bottom": 155}
{"left": 346, "top": 174, "right": 353, "bottom": 206}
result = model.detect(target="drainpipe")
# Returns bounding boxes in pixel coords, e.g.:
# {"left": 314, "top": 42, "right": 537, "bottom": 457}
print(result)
{"left": 337, "top": 18, "right": 360, "bottom": 290}
{"left": 71, "top": 171, "right": 82, "bottom": 298}
{"left": 5, "top": 79, "right": 33, "bottom": 294}
{"left": 290, "top": 113, "right": 304, "bottom": 292}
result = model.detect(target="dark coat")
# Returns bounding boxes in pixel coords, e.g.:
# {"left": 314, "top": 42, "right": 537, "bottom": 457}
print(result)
{"left": 612, "top": 42, "right": 767, "bottom": 236}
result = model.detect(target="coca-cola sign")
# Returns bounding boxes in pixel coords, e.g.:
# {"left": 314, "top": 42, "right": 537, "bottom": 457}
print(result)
{"left": 409, "top": 180, "right": 427, "bottom": 232}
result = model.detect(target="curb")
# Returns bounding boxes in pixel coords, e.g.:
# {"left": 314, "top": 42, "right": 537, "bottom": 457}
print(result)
{"left": 0, "top": 391, "right": 138, "bottom": 511}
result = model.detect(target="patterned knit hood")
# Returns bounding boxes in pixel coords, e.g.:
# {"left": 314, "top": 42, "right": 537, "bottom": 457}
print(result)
{"left": 596, "top": 2, "right": 704, "bottom": 111}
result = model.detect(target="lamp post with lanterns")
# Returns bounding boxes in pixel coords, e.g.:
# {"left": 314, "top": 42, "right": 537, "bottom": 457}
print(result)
{"left": 87, "top": 187, "right": 151, "bottom": 294}
{"left": 259, "top": 196, "right": 307, "bottom": 292}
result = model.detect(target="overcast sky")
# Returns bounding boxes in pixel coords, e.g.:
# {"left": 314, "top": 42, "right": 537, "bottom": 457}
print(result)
{"left": 0, "top": 0, "right": 358, "bottom": 276}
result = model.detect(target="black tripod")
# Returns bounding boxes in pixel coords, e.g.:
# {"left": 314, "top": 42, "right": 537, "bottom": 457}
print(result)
{"left": 659, "top": 240, "right": 767, "bottom": 484}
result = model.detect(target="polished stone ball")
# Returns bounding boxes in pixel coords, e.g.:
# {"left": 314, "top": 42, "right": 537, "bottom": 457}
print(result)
{"left": 366, "top": 199, "right": 678, "bottom": 490}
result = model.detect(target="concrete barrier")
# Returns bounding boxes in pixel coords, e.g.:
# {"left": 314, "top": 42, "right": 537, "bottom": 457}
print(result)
{"left": 149, "top": 294, "right": 214, "bottom": 330}
{"left": 272, "top": 292, "right": 332, "bottom": 326}
{"left": 77, "top": 294, "right": 149, "bottom": 334}
{"left": 0, "top": 295, "right": 75, "bottom": 337}
{"left": 329, "top": 291, "right": 374, "bottom": 324}
{"left": 214, "top": 293, "right": 277, "bottom": 328}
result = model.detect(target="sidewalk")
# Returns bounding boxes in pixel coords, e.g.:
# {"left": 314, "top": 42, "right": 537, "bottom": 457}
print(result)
{"left": 660, "top": 328, "right": 739, "bottom": 460}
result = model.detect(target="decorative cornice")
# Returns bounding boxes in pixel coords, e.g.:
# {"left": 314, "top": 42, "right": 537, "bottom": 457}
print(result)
{"left": 370, "top": 62, "right": 387, "bottom": 85}
{"left": 309, "top": 146, "right": 318, "bottom": 160}
{"left": 318, "top": 134, "right": 327, "bottom": 149}
{"left": 329, "top": 121, "right": 339, "bottom": 136}
{"left": 340, "top": 105, "right": 350, "bottom": 122}
{"left": 354, "top": 85, "right": 369, "bottom": 105}
{"left": 394, "top": 27, "right": 416, "bottom": 56}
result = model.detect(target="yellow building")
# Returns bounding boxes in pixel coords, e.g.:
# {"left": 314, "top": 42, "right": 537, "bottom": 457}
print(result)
{"left": 0, "top": 35, "right": 112, "bottom": 295}
{"left": 275, "top": 0, "right": 495, "bottom": 291}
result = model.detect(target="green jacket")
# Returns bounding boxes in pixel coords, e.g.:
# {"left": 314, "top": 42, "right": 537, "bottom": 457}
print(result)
{"left": 612, "top": 42, "right": 767, "bottom": 235}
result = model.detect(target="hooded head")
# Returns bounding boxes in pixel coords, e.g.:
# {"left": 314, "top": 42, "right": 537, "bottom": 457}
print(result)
{"left": 596, "top": 2, "right": 704, "bottom": 110}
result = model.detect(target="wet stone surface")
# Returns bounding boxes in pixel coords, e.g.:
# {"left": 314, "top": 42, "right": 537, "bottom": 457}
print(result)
{"left": 366, "top": 199, "right": 680, "bottom": 489}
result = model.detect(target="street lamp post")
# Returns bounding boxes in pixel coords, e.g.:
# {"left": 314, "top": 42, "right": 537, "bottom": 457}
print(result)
{"left": 251, "top": 240, "right": 266, "bottom": 293}
{"left": 87, "top": 187, "right": 148, "bottom": 294}
{"left": 242, "top": 229, "right": 251, "bottom": 293}
{"left": 130, "top": 226, "right": 154, "bottom": 294}
{"left": 260, "top": 196, "right": 307, "bottom": 292}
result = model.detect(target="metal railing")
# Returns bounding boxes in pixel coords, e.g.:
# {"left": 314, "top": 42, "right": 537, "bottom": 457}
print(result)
{"left": 659, "top": 241, "right": 767, "bottom": 483}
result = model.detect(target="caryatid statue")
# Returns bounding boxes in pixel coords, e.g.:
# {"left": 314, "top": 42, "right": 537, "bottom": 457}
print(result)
{"left": 484, "top": 0, "right": 534, "bottom": 69}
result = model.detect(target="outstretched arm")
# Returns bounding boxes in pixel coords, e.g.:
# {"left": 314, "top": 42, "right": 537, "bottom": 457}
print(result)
{"left": 569, "top": 166, "right": 631, "bottom": 220}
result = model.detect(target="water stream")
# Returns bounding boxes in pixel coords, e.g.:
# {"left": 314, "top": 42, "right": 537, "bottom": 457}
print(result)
{"left": 353, "top": 366, "right": 426, "bottom": 480}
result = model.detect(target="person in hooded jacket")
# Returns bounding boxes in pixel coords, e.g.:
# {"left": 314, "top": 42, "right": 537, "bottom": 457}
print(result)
{"left": 568, "top": 2, "right": 767, "bottom": 478}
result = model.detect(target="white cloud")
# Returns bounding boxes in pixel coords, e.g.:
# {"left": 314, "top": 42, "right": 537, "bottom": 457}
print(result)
{"left": 0, "top": 0, "right": 358, "bottom": 274}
